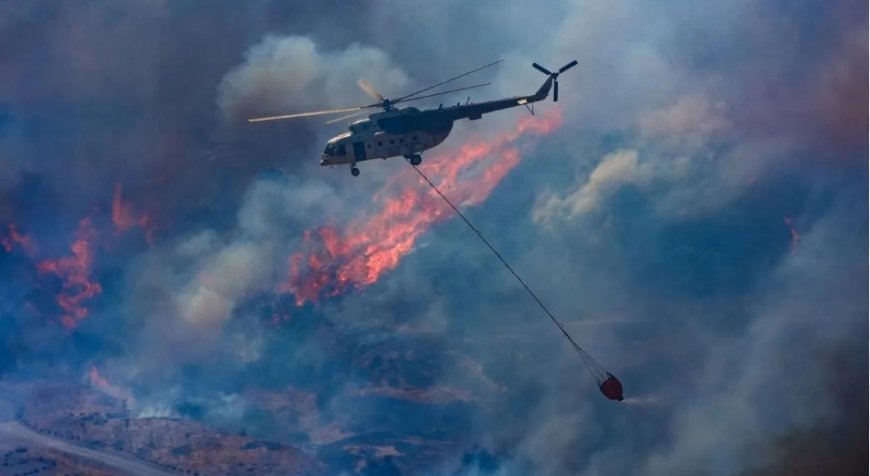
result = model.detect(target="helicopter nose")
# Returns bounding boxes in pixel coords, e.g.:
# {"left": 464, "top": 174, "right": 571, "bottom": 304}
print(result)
{"left": 320, "top": 155, "right": 329, "bottom": 166}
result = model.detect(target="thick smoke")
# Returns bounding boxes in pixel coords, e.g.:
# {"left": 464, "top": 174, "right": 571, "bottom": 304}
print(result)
{"left": 218, "top": 35, "right": 411, "bottom": 119}
{"left": 533, "top": 149, "right": 641, "bottom": 223}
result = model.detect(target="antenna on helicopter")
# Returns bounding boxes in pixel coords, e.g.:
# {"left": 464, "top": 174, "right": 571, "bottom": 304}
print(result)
{"left": 532, "top": 60, "right": 578, "bottom": 102}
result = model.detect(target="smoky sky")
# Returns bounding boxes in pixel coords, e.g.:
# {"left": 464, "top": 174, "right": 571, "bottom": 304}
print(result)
{"left": 1, "top": 1, "right": 867, "bottom": 475}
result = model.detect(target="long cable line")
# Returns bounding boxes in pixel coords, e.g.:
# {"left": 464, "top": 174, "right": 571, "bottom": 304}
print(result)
{"left": 408, "top": 163, "right": 609, "bottom": 383}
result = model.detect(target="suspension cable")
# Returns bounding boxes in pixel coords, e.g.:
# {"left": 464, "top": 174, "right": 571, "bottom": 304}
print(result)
{"left": 408, "top": 163, "right": 608, "bottom": 382}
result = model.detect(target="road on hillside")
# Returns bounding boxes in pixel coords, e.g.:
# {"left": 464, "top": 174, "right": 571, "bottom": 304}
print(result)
{"left": 0, "top": 394, "right": 174, "bottom": 476}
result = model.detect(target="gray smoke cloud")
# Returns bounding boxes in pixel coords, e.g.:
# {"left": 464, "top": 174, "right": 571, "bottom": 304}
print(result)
{"left": 218, "top": 35, "right": 411, "bottom": 120}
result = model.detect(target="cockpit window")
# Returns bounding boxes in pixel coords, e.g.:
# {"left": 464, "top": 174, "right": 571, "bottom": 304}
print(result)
{"left": 324, "top": 143, "right": 346, "bottom": 155}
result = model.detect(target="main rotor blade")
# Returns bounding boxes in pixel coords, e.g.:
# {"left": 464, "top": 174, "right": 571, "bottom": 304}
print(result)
{"left": 357, "top": 79, "right": 385, "bottom": 102}
{"left": 248, "top": 106, "right": 364, "bottom": 123}
{"left": 324, "top": 110, "right": 368, "bottom": 125}
{"left": 394, "top": 59, "right": 503, "bottom": 103}
{"left": 532, "top": 63, "right": 552, "bottom": 75}
{"left": 392, "top": 82, "right": 491, "bottom": 105}
{"left": 558, "top": 60, "right": 579, "bottom": 73}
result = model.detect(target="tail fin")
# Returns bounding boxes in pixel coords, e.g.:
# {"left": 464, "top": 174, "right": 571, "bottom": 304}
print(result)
{"left": 530, "top": 77, "right": 554, "bottom": 102}
{"left": 531, "top": 60, "right": 578, "bottom": 102}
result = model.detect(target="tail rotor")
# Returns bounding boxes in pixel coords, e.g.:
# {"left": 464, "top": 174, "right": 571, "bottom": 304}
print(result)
{"left": 532, "top": 60, "right": 578, "bottom": 102}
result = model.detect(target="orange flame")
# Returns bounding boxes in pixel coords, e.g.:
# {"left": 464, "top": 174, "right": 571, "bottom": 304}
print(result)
{"left": 88, "top": 365, "right": 111, "bottom": 388}
{"left": 88, "top": 365, "right": 135, "bottom": 404}
{"left": 112, "top": 184, "right": 154, "bottom": 243}
{"left": 281, "top": 110, "right": 563, "bottom": 305}
{"left": 783, "top": 216, "right": 800, "bottom": 253}
{"left": 37, "top": 218, "right": 103, "bottom": 329}
{"left": 9, "top": 186, "right": 154, "bottom": 329}
{"left": 1, "top": 224, "right": 34, "bottom": 254}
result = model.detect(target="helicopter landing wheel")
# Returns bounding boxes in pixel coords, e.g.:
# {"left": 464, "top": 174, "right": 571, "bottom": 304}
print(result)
{"left": 408, "top": 154, "right": 422, "bottom": 166}
{"left": 351, "top": 167, "right": 360, "bottom": 177}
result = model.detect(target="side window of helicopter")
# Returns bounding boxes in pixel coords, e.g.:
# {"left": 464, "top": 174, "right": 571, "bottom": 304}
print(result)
{"left": 377, "top": 141, "right": 382, "bottom": 147}
{"left": 399, "top": 138, "right": 404, "bottom": 143}
{"left": 337, "top": 144, "right": 346, "bottom": 155}
{"left": 366, "top": 143, "right": 371, "bottom": 149}
{"left": 411, "top": 135, "right": 417, "bottom": 142}
{"left": 389, "top": 139, "right": 395, "bottom": 145}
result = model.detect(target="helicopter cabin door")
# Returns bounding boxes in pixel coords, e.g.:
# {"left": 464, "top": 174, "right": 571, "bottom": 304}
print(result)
{"left": 352, "top": 141, "right": 366, "bottom": 162}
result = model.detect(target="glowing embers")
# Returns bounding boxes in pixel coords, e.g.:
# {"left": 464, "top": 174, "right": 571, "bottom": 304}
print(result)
{"left": 281, "top": 111, "right": 563, "bottom": 305}
{"left": 37, "top": 218, "right": 103, "bottom": 329}
{"left": 1, "top": 223, "right": 34, "bottom": 253}
{"left": 113, "top": 184, "right": 155, "bottom": 243}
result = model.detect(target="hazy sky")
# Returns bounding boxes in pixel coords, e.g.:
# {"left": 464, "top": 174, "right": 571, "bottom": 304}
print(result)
{"left": 0, "top": 1, "right": 866, "bottom": 475}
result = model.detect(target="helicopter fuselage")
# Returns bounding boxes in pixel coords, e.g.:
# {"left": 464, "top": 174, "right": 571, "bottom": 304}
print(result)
{"left": 320, "top": 107, "right": 453, "bottom": 166}
{"left": 320, "top": 76, "right": 554, "bottom": 169}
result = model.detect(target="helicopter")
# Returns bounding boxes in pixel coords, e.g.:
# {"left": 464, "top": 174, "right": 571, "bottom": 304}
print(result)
{"left": 248, "top": 59, "right": 578, "bottom": 176}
